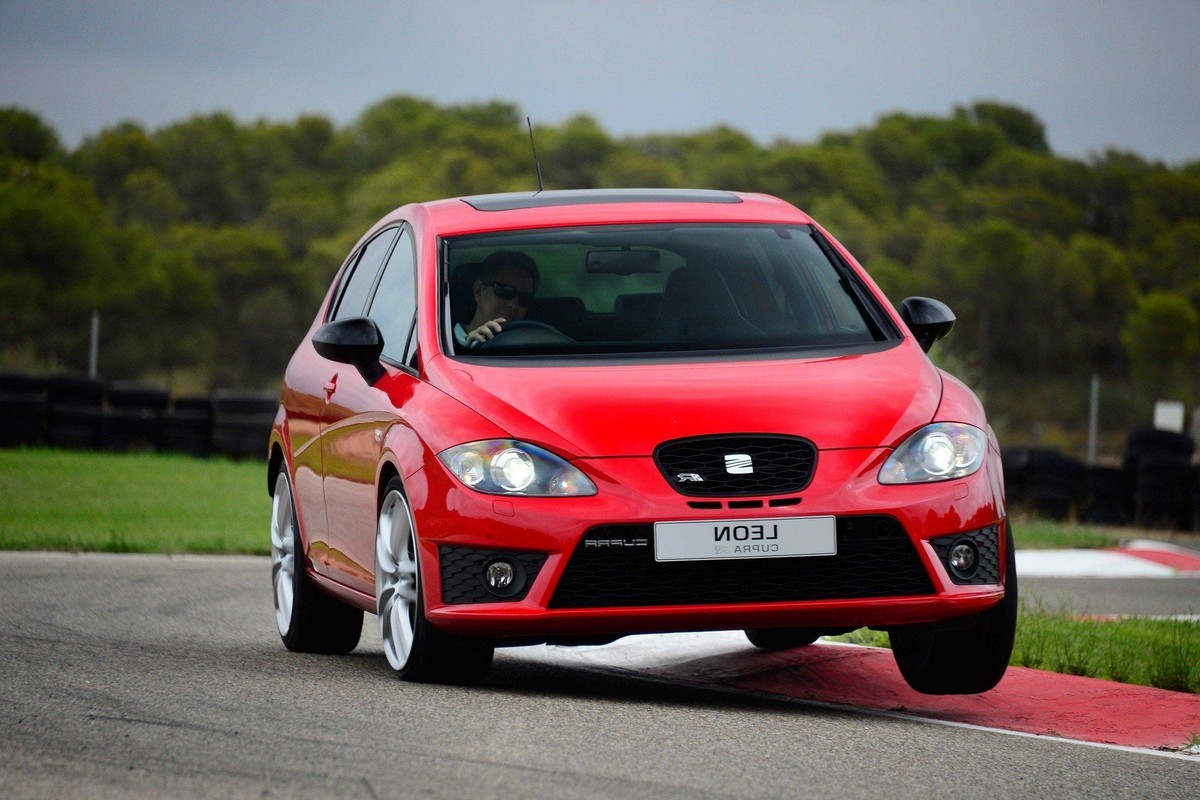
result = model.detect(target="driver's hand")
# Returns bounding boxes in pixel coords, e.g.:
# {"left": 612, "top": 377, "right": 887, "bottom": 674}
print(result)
{"left": 467, "top": 318, "right": 506, "bottom": 345}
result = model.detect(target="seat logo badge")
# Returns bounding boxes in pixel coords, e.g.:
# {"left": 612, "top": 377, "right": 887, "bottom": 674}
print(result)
{"left": 724, "top": 454, "right": 754, "bottom": 474}
{"left": 676, "top": 473, "right": 704, "bottom": 483}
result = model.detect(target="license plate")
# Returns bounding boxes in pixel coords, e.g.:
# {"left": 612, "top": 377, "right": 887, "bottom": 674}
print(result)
{"left": 653, "top": 516, "right": 837, "bottom": 562}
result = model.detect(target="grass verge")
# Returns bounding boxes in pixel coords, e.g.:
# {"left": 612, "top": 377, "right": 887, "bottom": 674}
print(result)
{"left": 1009, "top": 517, "right": 1127, "bottom": 550}
{"left": 1010, "top": 513, "right": 1200, "bottom": 551}
{"left": 1014, "top": 600, "right": 1199, "bottom": 692}
{"left": 0, "top": 448, "right": 267, "bottom": 554}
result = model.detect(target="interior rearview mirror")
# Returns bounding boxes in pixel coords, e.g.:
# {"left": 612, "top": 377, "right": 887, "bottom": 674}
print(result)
{"left": 586, "top": 248, "right": 660, "bottom": 275}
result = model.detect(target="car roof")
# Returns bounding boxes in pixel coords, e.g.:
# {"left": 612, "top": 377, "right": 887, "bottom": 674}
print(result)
{"left": 411, "top": 189, "right": 814, "bottom": 236}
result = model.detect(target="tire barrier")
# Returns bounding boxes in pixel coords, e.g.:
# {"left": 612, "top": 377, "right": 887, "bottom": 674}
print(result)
{"left": 1002, "top": 447, "right": 1085, "bottom": 521}
{"left": 102, "top": 382, "right": 170, "bottom": 452}
{"left": 1193, "top": 467, "right": 1200, "bottom": 533}
{"left": 1123, "top": 426, "right": 1195, "bottom": 473}
{"left": 210, "top": 389, "right": 278, "bottom": 460}
{"left": 0, "top": 372, "right": 47, "bottom": 447}
{"left": 1133, "top": 455, "right": 1195, "bottom": 529}
{"left": 158, "top": 397, "right": 214, "bottom": 458}
{"left": 1002, "top": 429, "right": 1200, "bottom": 529}
{"left": 1122, "top": 427, "right": 1196, "bottom": 530}
{"left": 46, "top": 374, "right": 105, "bottom": 450}
{"left": 1077, "top": 466, "right": 1130, "bottom": 526}
{"left": 0, "top": 372, "right": 278, "bottom": 461}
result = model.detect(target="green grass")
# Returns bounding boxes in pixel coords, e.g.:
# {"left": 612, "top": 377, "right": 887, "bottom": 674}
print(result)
{"left": 1014, "top": 600, "right": 1199, "bottom": 692}
{"left": 1009, "top": 516, "right": 1127, "bottom": 550}
{"left": 0, "top": 448, "right": 267, "bottom": 554}
{"left": 3, "top": 448, "right": 1198, "bottom": 696}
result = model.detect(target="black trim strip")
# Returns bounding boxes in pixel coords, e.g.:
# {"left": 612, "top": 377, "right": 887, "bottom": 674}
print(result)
{"left": 462, "top": 189, "right": 742, "bottom": 211}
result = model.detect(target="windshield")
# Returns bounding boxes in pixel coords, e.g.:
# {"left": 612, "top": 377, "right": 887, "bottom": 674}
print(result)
{"left": 444, "top": 224, "right": 896, "bottom": 357}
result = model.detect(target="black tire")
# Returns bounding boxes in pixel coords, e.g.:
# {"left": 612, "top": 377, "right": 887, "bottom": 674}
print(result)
{"left": 160, "top": 397, "right": 214, "bottom": 456}
{"left": 101, "top": 382, "right": 168, "bottom": 453}
{"left": 271, "top": 471, "right": 363, "bottom": 654}
{"left": 889, "top": 525, "right": 1018, "bottom": 695}
{"left": 376, "top": 478, "right": 494, "bottom": 684}
{"left": 45, "top": 374, "right": 104, "bottom": 406}
{"left": 744, "top": 628, "right": 822, "bottom": 650}
{"left": 1134, "top": 455, "right": 1194, "bottom": 529}
{"left": 0, "top": 372, "right": 46, "bottom": 446}
{"left": 46, "top": 375, "right": 105, "bottom": 450}
{"left": 1124, "top": 426, "right": 1195, "bottom": 466}
{"left": 1078, "top": 466, "right": 1130, "bottom": 526}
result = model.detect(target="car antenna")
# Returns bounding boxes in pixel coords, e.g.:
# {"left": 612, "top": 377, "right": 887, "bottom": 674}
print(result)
{"left": 526, "top": 116, "right": 544, "bottom": 194}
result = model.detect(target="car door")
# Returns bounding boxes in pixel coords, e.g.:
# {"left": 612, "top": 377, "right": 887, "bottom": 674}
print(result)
{"left": 320, "top": 226, "right": 419, "bottom": 594}
{"left": 302, "top": 226, "right": 399, "bottom": 588}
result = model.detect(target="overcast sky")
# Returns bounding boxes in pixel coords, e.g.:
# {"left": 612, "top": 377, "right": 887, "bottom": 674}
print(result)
{"left": 2, "top": 0, "right": 1198, "bottom": 164}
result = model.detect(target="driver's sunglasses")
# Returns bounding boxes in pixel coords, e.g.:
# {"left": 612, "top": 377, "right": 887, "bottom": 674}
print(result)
{"left": 487, "top": 281, "right": 535, "bottom": 307}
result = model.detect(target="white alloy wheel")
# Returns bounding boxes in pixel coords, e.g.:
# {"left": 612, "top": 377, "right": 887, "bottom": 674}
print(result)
{"left": 270, "top": 471, "right": 296, "bottom": 637}
{"left": 376, "top": 488, "right": 420, "bottom": 671}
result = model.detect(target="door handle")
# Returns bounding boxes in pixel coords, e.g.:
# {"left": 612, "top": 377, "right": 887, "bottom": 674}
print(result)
{"left": 323, "top": 374, "right": 338, "bottom": 401}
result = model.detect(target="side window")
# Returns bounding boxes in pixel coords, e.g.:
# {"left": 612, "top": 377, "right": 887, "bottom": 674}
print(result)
{"left": 330, "top": 228, "right": 398, "bottom": 321}
{"left": 368, "top": 228, "right": 417, "bottom": 363}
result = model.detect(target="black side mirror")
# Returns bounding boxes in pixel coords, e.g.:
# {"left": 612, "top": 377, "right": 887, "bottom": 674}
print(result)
{"left": 898, "top": 297, "right": 955, "bottom": 353}
{"left": 312, "top": 317, "right": 387, "bottom": 385}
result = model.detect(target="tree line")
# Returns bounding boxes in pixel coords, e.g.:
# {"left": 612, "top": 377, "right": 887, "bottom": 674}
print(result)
{"left": 1, "top": 96, "right": 1197, "bottom": 452}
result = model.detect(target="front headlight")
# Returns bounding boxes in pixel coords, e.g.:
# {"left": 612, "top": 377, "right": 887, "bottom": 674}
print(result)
{"left": 879, "top": 423, "right": 987, "bottom": 484}
{"left": 438, "top": 440, "right": 597, "bottom": 496}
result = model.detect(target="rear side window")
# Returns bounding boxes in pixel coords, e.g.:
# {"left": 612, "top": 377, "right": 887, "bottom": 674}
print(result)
{"left": 330, "top": 228, "right": 398, "bottom": 321}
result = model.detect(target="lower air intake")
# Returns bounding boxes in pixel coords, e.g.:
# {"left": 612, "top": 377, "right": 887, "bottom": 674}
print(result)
{"left": 549, "top": 515, "right": 933, "bottom": 608}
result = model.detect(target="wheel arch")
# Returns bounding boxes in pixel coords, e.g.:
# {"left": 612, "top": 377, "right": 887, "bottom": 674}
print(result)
{"left": 378, "top": 461, "right": 402, "bottom": 511}
{"left": 268, "top": 443, "right": 286, "bottom": 497}
{"left": 377, "top": 419, "right": 432, "bottom": 511}
{"left": 373, "top": 457, "right": 443, "bottom": 613}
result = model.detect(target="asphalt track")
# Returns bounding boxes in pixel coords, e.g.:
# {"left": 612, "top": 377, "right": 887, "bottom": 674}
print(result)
{"left": 1, "top": 550, "right": 1197, "bottom": 799}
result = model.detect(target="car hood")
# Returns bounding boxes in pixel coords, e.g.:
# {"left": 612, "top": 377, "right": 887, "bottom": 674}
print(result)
{"left": 426, "top": 343, "right": 942, "bottom": 458}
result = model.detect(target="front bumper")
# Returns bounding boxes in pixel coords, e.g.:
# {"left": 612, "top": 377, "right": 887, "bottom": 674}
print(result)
{"left": 407, "top": 446, "right": 1008, "bottom": 641}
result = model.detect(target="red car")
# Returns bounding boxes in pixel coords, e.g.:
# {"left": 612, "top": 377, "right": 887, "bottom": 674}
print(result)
{"left": 268, "top": 189, "right": 1016, "bottom": 694}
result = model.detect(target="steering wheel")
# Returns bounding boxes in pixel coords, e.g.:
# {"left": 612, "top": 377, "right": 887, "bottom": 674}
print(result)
{"left": 475, "top": 319, "right": 575, "bottom": 351}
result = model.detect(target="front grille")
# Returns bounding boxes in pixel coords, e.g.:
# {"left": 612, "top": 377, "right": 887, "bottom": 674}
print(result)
{"left": 439, "top": 546, "right": 547, "bottom": 604}
{"left": 654, "top": 434, "right": 817, "bottom": 496}
{"left": 930, "top": 526, "right": 1001, "bottom": 585}
{"left": 549, "top": 515, "right": 933, "bottom": 608}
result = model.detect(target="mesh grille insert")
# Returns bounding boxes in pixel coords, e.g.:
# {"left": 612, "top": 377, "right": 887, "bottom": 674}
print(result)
{"left": 930, "top": 526, "right": 1002, "bottom": 585}
{"left": 654, "top": 434, "right": 817, "bottom": 496}
{"left": 439, "top": 546, "right": 547, "bottom": 604}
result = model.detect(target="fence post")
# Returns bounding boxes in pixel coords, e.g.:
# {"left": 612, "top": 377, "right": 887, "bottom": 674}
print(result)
{"left": 88, "top": 311, "right": 100, "bottom": 379}
{"left": 1087, "top": 374, "right": 1099, "bottom": 466}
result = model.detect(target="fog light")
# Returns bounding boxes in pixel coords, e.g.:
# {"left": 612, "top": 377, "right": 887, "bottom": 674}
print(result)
{"left": 482, "top": 557, "right": 525, "bottom": 598}
{"left": 485, "top": 560, "right": 514, "bottom": 589}
{"left": 948, "top": 540, "right": 979, "bottom": 579}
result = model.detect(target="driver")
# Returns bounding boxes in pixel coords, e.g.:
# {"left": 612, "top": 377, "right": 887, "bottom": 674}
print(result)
{"left": 455, "top": 250, "right": 540, "bottom": 348}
